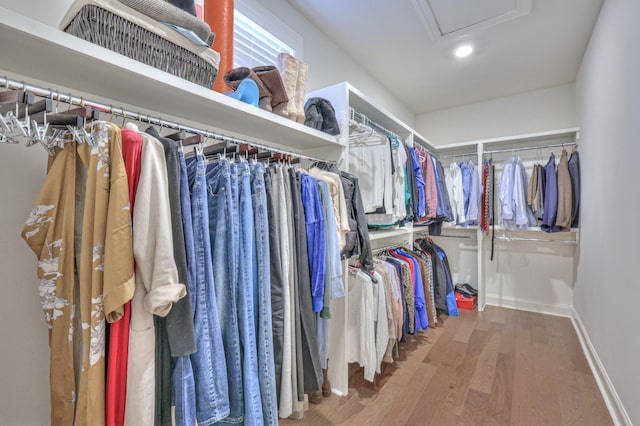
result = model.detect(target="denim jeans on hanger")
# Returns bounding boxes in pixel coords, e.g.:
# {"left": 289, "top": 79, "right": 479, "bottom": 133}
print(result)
{"left": 250, "top": 162, "right": 278, "bottom": 425}
{"left": 237, "top": 160, "right": 264, "bottom": 425}
{"left": 205, "top": 159, "right": 244, "bottom": 424}
{"left": 186, "top": 153, "right": 230, "bottom": 425}
{"left": 173, "top": 149, "right": 198, "bottom": 426}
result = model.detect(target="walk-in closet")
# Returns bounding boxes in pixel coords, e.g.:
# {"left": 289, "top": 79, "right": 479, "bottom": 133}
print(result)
{"left": 0, "top": 0, "right": 637, "bottom": 425}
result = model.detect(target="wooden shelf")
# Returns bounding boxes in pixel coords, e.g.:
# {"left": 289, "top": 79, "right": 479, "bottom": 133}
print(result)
{"left": 0, "top": 7, "right": 341, "bottom": 160}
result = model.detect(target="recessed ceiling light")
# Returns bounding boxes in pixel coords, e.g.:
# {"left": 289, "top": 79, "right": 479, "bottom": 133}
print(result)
{"left": 454, "top": 45, "right": 473, "bottom": 58}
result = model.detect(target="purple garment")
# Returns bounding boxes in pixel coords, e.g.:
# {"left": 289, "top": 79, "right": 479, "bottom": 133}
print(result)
{"left": 301, "top": 174, "right": 327, "bottom": 312}
{"left": 541, "top": 153, "right": 561, "bottom": 233}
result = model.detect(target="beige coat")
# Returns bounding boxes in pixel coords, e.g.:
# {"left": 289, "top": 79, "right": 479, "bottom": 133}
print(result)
{"left": 124, "top": 125, "right": 186, "bottom": 425}
{"left": 555, "top": 150, "right": 573, "bottom": 231}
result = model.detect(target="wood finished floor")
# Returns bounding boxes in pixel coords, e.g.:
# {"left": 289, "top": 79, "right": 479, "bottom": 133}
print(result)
{"left": 280, "top": 306, "right": 612, "bottom": 426}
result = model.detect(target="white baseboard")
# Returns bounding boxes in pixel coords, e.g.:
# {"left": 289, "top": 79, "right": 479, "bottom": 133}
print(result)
{"left": 571, "top": 308, "right": 632, "bottom": 426}
{"left": 485, "top": 294, "right": 573, "bottom": 317}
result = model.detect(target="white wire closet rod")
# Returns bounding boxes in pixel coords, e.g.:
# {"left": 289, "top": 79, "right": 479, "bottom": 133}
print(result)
{"left": 0, "top": 76, "right": 326, "bottom": 163}
{"left": 483, "top": 142, "right": 578, "bottom": 155}
{"left": 349, "top": 107, "right": 403, "bottom": 140}
{"left": 436, "top": 152, "right": 477, "bottom": 160}
{"left": 495, "top": 236, "right": 576, "bottom": 244}
{"left": 372, "top": 243, "right": 407, "bottom": 254}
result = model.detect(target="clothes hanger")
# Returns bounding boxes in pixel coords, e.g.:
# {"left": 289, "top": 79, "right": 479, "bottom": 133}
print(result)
{"left": 181, "top": 133, "right": 205, "bottom": 146}
{"left": 166, "top": 129, "right": 188, "bottom": 141}
{"left": 0, "top": 90, "right": 35, "bottom": 116}
{"left": 203, "top": 141, "right": 230, "bottom": 158}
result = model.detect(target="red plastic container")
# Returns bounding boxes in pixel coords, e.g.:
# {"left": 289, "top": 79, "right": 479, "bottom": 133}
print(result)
{"left": 455, "top": 292, "right": 477, "bottom": 311}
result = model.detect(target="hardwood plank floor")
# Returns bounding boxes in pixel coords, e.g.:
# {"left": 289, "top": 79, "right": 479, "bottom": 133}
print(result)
{"left": 279, "top": 306, "right": 612, "bottom": 426}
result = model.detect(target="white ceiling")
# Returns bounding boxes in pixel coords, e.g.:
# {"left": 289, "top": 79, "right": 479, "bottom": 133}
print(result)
{"left": 286, "top": 0, "right": 603, "bottom": 114}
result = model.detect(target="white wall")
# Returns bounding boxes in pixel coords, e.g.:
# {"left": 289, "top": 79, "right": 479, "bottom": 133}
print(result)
{"left": 574, "top": 0, "right": 639, "bottom": 423}
{"left": 255, "top": 0, "right": 415, "bottom": 126}
{"left": 416, "top": 83, "right": 577, "bottom": 146}
{"left": 0, "top": 146, "right": 51, "bottom": 425}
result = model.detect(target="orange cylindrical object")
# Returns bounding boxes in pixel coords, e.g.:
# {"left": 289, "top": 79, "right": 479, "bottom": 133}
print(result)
{"left": 204, "top": 0, "right": 234, "bottom": 93}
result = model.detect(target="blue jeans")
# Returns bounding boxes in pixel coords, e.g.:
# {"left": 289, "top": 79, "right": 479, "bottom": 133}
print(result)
{"left": 206, "top": 160, "right": 244, "bottom": 424}
{"left": 186, "top": 153, "right": 230, "bottom": 425}
{"left": 173, "top": 150, "right": 198, "bottom": 426}
{"left": 237, "top": 160, "right": 264, "bottom": 425}
{"left": 250, "top": 163, "right": 278, "bottom": 425}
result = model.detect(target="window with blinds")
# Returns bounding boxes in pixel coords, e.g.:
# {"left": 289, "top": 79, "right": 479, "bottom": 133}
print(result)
{"left": 234, "top": 10, "right": 296, "bottom": 69}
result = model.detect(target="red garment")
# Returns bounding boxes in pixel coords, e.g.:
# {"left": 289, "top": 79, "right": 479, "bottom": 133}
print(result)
{"left": 106, "top": 128, "right": 143, "bottom": 426}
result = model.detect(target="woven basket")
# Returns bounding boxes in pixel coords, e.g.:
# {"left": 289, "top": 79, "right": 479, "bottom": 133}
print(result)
{"left": 63, "top": 4, "right": 218, "bottom": 88}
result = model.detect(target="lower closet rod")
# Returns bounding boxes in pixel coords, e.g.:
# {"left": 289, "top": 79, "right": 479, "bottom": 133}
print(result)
{"left": 372, "top": 243, "right": 406, "bottom": 254}
{"left": 0, "top": 76, "right": 326, "bottom": 163}
{"left": 431, "top": 234, "right": 477, "bottom": 240}
{"left": 495, "top": 236, "right": 576, "bottom": 244}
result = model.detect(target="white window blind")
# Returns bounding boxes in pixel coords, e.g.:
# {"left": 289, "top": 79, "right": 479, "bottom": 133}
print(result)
{"left": 233, "top": 11, "right": 296, "bottom": 69}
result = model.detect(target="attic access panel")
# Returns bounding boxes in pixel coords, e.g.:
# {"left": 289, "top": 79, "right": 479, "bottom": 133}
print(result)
{"left": 411, "top": 0, "right": 532, "bottom": 41}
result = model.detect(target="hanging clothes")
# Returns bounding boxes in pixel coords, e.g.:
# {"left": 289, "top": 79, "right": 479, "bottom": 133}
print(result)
{"left": 308, "top": 167, "right": 350, "bottom": 250}
{"left": 407, "top": 146, "right": 426, "bottom": 219}
{"left": 263, "top": 168, "right": 285, "bottom": 408}
{"left": 414, "top": 146, "right": 436, "bottom": 222}
{"left": 366, "top": 136, "right": 409, "bottom": 226}
{"left": 301, "top": 173, "right": 327, "bottom": 312}
{"left": 345, "top": 267, "right": 377, "bottom": 381}
{"left": 173, "top": 147, "right": 199, "bottom": 426}
{"left": 541, "top": 153, "right": 561, "bottom": 233}
{"left": 569, "top": 149, "right": 581, "bottom": 228}
{"left": 465, "top": 160, "right": 481, "bottom": 225}
{"left": 185, "top": 151, "right": 230, "bottom": 425}
{"left": 346, "top": 131, "right": 393, "bottom": 214}
{"left": 106, "top": 125, "right": 142, "bottom": 426}
{"left": 250, "top": 162, "right": 278, "bottom": 425}
{"left": 480, "top": 159, "right": 493, "bottom": 235}
{"left": 203, "top": 158, "right": 244, "bottom": 424}
{"left": 22, "top": 122, "right": 135, "bottom": 426}
{"left": 555, "top": 149, "right": 573, "bottom": 231}
{"left": 499, "top": 157, "right": 534, "bottom": 231}
{"left": 390, "top": 249, "right": 429, "bottom": 331}
{"left": 448, "top": 161, "right": 466, "bottom": 225}
{"left": 124, "top": 128, "right": 187, "bottom": 426}
{"left": 144, "top": 126, "right": 197, "bottom": 426}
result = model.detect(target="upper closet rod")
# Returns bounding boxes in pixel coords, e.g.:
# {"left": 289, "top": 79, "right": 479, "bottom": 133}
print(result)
{"left": 0, "top": 76, "right": 326, "bottom": 163}
{"left": 483, "top": 142, "right": 577, "bottom": 155}
{"left": 436, "top": 152, "right": 477, "bottom": 160}
{"left": 349, "top": 107, "right": 402, "bottom": 140}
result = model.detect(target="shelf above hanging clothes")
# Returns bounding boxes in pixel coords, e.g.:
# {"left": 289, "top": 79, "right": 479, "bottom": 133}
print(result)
{"left": 368, "top": 227, "right": 413, "bottom": 242}
{"left": 0, "top": 7, "right": 342, "bottom": 161}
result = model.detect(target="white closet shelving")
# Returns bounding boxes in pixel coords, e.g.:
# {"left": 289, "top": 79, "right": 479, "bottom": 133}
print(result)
{"left": 308, "top": 81, "right": 582, "bottom": 396}
{"left": 0, "top": 6, "right": 342, "bottom": 161}
{"left": 306, "top": 81, "right": 435, "bottom": 397}
{"left": 435, "top": 127, "right": 581, "bottom": 316}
